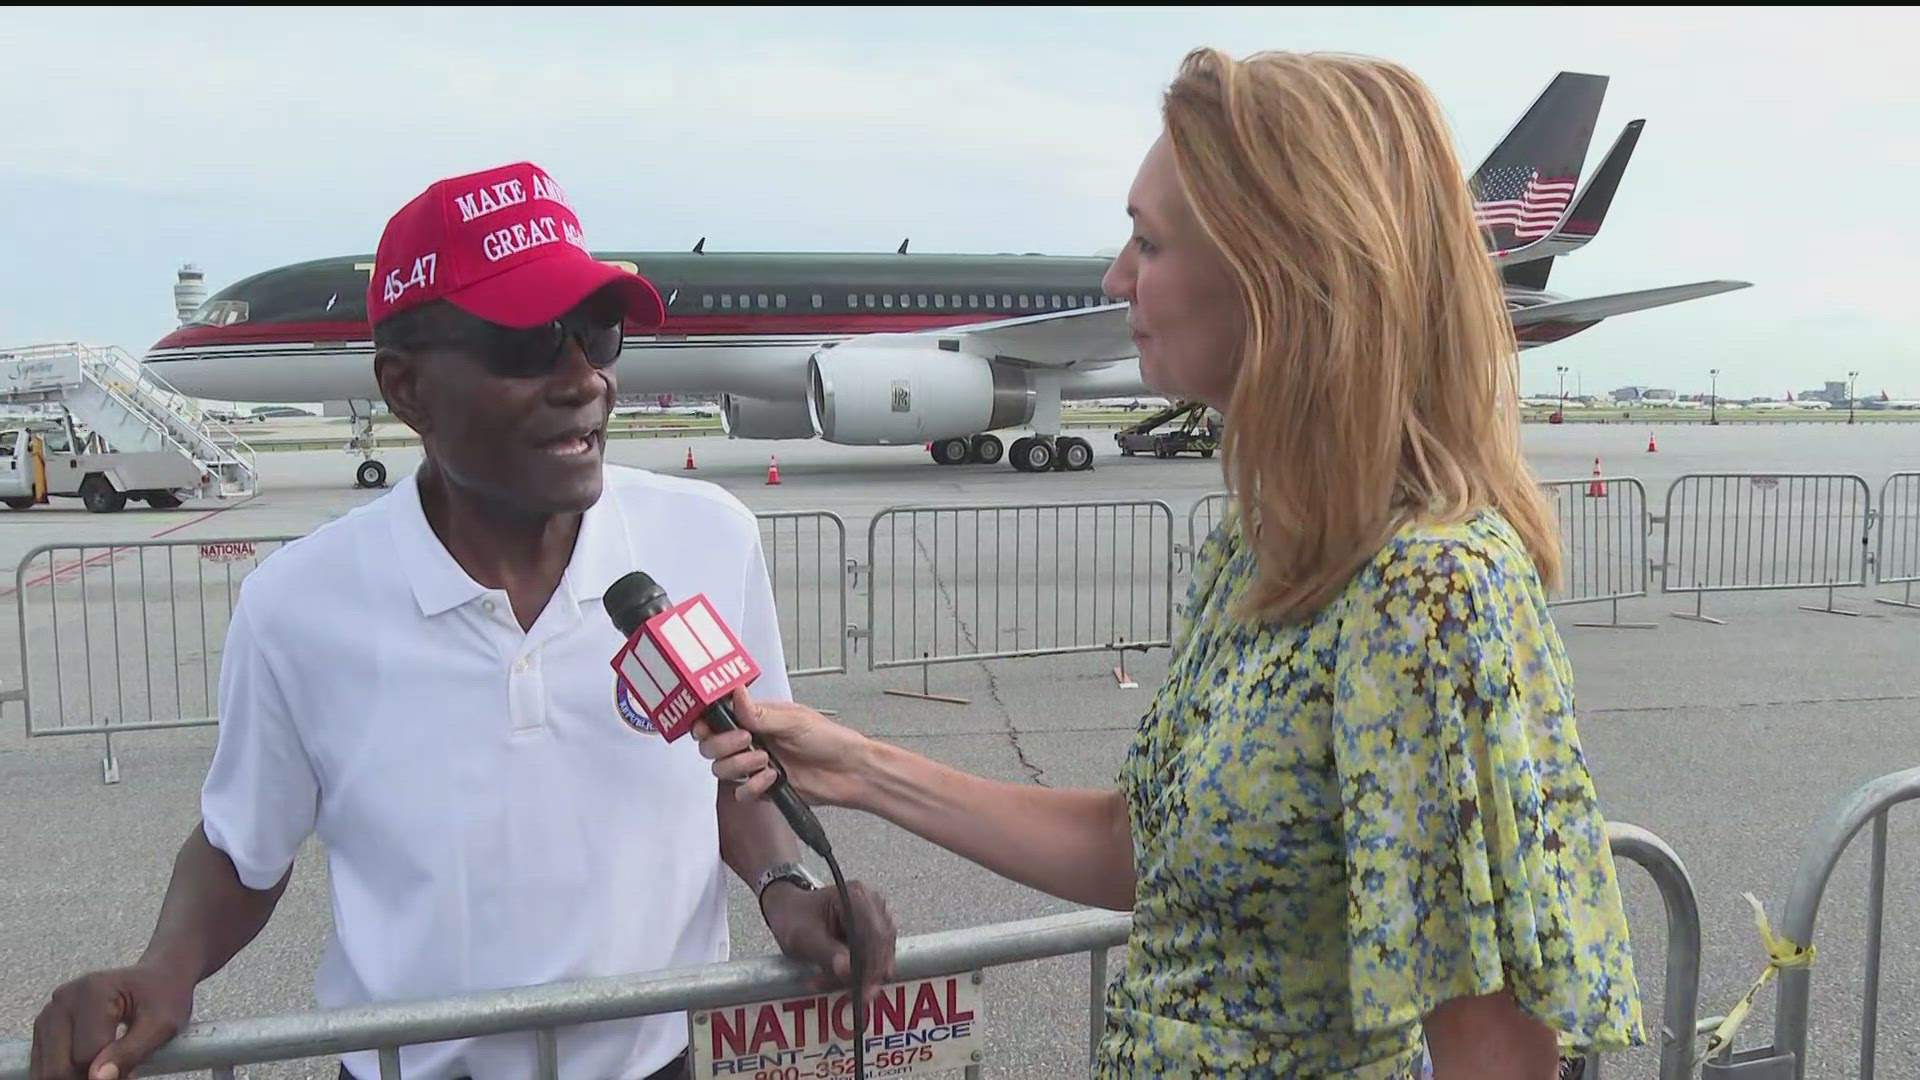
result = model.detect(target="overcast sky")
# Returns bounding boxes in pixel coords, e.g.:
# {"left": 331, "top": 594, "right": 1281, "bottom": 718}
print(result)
{"left": 3, "top": 6, "right": 1913, "bottom": 400}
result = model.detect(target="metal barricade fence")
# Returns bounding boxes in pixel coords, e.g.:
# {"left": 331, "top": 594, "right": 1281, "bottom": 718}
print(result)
{"left": 4, "top": 514, "right": 845, "bottom": 781}
{"left": 0, "top": 908, "right": 1131, "bottom": 1080}
{"left": 1182, "top": 491, "right": 1229, "bottom": 571}
{"left": 1873, "top": 472, "right": 1920, "bottom": 609}
{"left": 1658, "top": 473, "right": 1876, "bottom": 624}
{"left": 1581, "top": 823, "right": 1706, "bottom": 1080}
{"left": 862, "top": 501, "right": 1176, "bottom": 698}
{"left": 7, "top": 535, "right": 299, "bottom": 782}
{"left": 1700, "top": 765, "right": 1920, "bottom": 1080}
{"left": 757, "top": 511, "right": 849, "bottom": 677}
{"left": 1541, "top": 476, "right": 1656, "bottom": 630}
{"left": 0, "top": 824, "right": 1696, "bottom": 1080}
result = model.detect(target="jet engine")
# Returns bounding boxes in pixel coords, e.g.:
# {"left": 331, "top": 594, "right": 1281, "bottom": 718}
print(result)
{"left": 718, "top": 394, "right": 817, "bottom": 440}
{"left": 807, "top": 343, "right": 1036, "bottom": 445}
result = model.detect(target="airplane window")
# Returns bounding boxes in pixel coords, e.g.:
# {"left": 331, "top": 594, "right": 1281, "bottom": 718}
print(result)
{"left": 1018, "top": 295, "right": 1030, "bottom": 308}
{"left": 776, "top": 294, "right": 787, "bottom": 309}
{"left": 898, "top": 294, "right": 909, "bottom": 308}
{"left": 813, "top": 294, "right": 825, "bottom": 309}
{"left": 721, "top": 294, "right": 733, "bottom": 309}
{"left": 847, "top": 294, "right": 859, "bottom": 308}
{"left": 737, "top": 294, "right": 749, "bottom": 309}
{"left": 1051, "top": 294, "right": 1063, "bottom": 307}
{"left": 865, "top": 294, "right": 877, "bottom": 307}
{"left": 757, "top": 294, "right": 769, "bottom": 309}
{"left": 916, "top": 294, "right": 928, "bottom": 308}
{"left": 883, "top": 294, "right": 894, "bottom": 308}
{"left": 1002, "top": 295, "right": 1013, "bottom": 308}
{"left": 968, "top": 294, "right": 979, "bottom": 308}
{"left": 934, "top": 295, "right": 945, "bottom": 309}
{"left": 703, "top": 294, "right": 714, "bottom": 310}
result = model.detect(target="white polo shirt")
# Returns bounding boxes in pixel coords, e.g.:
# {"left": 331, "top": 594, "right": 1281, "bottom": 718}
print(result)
{"left": 200, "top": 465, "right": 792, "bottom": 1080}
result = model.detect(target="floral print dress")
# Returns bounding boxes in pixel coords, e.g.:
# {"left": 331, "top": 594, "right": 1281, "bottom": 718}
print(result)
{"left": 1098, "top": 506, "right": 1642, "bottom": 1077}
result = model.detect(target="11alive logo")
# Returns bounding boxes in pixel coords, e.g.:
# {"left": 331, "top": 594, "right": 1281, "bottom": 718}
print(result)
{"left": 610, "top": 594, "right": 761, "bottom": 742}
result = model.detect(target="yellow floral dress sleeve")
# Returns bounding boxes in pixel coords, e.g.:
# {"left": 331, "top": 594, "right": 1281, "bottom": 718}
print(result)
{"left": 1332, "top": 519, "right": 1643, "bottom": 1052}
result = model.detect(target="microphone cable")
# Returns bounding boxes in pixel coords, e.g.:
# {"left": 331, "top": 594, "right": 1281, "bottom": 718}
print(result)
{"left": 752, "top": 737, "right": 867, "bottom": 1080}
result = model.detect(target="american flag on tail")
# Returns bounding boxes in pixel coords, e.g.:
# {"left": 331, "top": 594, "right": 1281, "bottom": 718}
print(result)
{"left": 1474, "top": 165, "right": 1576, "bottom": 240}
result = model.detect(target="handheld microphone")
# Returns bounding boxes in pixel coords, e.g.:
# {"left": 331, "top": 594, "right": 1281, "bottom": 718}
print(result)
{"left": 603, "top": 570, "right": 833, "bottom": 860}
{"left": 604, "top": 569, "right": 868, "bottom": 1080}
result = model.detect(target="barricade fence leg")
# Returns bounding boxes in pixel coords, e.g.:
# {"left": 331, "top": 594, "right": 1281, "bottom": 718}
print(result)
{"left": 1088, "top": 945, "right": 1109, "bottom": 1069}
{"left": 1875, "top": 581, "right": 1918, "bottom": 609}
{"left": 1860, "top": 811, "right": 1888, "bottom": 1080}
{"left": 1796, "top": 581, "right": 1875, "bottom": 619}
{"left": 1573, "top": 596, "right": 1657, "bottom": 631}
{"left": 1112, "top": 641, "right": 1141, "bottom": 689}
{"left": 1672, "top": 592, "right": 1725, "bottom": 626}
{"left": 883, "top": 654, "right": 970, "bottom": 706}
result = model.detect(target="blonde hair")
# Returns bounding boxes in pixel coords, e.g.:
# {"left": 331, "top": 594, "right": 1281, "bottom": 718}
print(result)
{"left": 1162, "top": 47, "right": 1561, "bottom": 621}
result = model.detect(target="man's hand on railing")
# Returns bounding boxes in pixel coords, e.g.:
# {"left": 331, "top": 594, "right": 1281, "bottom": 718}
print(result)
{"left": 29, "top": 963, "right": 194, "bottom": 1080}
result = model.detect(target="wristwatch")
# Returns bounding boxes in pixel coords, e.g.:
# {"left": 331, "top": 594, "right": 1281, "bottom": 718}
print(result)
{"left": 755, "top": 861, "right": 824, "bottom": 901}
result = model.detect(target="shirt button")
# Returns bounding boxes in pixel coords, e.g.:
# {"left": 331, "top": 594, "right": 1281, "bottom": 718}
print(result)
{"left": 514, "top": 656, "right": 529, "bottom": 672}
{"left": 483, "top": 599, "right": 497, "bottom": 612}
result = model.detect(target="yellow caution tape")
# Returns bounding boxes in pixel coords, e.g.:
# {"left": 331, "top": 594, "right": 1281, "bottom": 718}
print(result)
{"left": 1705, "top": 892, "right": 1816, "bottom": 1058}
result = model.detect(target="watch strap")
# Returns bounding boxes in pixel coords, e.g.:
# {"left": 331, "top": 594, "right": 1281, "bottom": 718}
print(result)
{"left": 755, "top": 861, "right": 824, "bottom": 899}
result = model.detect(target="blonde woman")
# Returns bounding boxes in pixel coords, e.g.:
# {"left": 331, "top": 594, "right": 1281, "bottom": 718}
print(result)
{"left": 697, "top": 48, "right": 1642, "bottom": 1078}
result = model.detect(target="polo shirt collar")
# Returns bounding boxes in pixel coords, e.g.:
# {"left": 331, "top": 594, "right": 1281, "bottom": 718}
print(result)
{"left": 389, "top": 471, "right": 635, "bottom": 619}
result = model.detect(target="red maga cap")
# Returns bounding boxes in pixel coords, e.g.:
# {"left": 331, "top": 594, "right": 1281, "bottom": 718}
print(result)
{"left": 366, "top": 161, "right": 665, "bottom": 331}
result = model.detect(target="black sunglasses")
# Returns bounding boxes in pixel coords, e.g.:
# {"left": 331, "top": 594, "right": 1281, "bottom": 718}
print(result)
{"left": 467, "top": 308, "right": 627, "bottom": 379}
{"left": 407, "top": 299, "right": 627, "bottom": 380}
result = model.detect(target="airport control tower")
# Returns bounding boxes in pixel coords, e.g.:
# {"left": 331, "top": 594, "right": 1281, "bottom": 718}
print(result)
{"left": 173, "top": 264, "right": 207, "bottom": 326}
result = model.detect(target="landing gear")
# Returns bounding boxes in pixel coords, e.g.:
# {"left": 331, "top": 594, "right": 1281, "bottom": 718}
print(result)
{"left": 970, "top": 433, "right": 1004, "bottom": 465}
{"left": 1010, "top": 435, "right": 1094, "bottom": 473}
{"left": 347, "top": 400, "right": 388, "bottom": 489}
{"left": 931, "top": 438, "right": 971, "bottom": 466}
{"left": 932, "top": 433, "right": 1090, "bottom": 473}
{"left": 929, "top": 433, "right": 1005, "bottom": 467}
{"left": 1010, "top": 436, "right": 1053, "bottom": 473}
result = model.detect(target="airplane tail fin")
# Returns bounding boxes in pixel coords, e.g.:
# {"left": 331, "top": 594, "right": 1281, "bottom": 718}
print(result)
{"left": 1499, "top": 118, "right": 1644, "bottom": 289}
{"left": 1470, "top": 72, "right": 1607, "bottom": 253}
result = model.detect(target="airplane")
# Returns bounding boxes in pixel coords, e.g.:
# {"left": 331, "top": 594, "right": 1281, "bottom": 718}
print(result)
{"left": 1744, "top": 392, "right": 1832, "bottom": 411}
{"left": 143, "top": 71, "right": 1750, "bottom": 489}
{"left": 1864, "top": 390, "right": 1920, "bottom": 410}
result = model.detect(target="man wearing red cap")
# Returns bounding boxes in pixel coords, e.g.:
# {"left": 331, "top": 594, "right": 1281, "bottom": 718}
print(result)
{"left": 28, "top": 163, "right": 897, "bottom": 1080}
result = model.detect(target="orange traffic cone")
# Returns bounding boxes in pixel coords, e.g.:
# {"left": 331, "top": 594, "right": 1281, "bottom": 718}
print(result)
{"left": 766, "top": 455, "right": 781, "bottom": 485}
{"left": 1585, "top": 457, "right": 1607, "bottom": 498}
{"left": 684, "top": 446, "right": 697, "bottom": 470}
{"left": 1647, "top": 431, "right": 1657, "bottom": 453}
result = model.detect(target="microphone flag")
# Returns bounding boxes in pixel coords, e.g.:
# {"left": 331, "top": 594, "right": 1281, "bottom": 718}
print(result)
{"left": 609, "top": 593, "right": 762, "bottom": 741}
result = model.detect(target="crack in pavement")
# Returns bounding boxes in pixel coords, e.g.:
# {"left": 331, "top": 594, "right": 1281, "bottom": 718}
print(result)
{"left": 1585, "top": 691, "right": 1920, "bottom": 716}
{"left": 906, "top": 525, "right": 1048, "bottom": 786}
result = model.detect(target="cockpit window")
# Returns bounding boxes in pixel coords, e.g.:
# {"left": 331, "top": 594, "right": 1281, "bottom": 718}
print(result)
{"left": 188, "top": 299, "right": 250, "bottom": 327}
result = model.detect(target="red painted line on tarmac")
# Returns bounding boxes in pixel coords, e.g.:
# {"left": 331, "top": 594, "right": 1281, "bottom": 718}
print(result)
{"left": 1, "top": 494, "right": 260, "bottom": 597}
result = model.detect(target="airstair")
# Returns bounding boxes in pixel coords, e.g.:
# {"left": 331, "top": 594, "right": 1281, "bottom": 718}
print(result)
{"left": 0, "top": 342, "right": 257, "bottom": 500}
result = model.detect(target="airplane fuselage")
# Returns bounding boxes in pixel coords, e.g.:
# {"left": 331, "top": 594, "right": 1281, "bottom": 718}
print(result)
{"left": 147, "top": 251, "right": 1128, "bottom": 404}
{"left": 146, "top": 251, "right": 1587, "bottom": 409}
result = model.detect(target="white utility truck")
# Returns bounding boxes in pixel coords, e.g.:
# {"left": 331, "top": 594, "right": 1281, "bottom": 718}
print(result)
{"left": 0, "top": 342, "right": 256, "bottom": 513}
